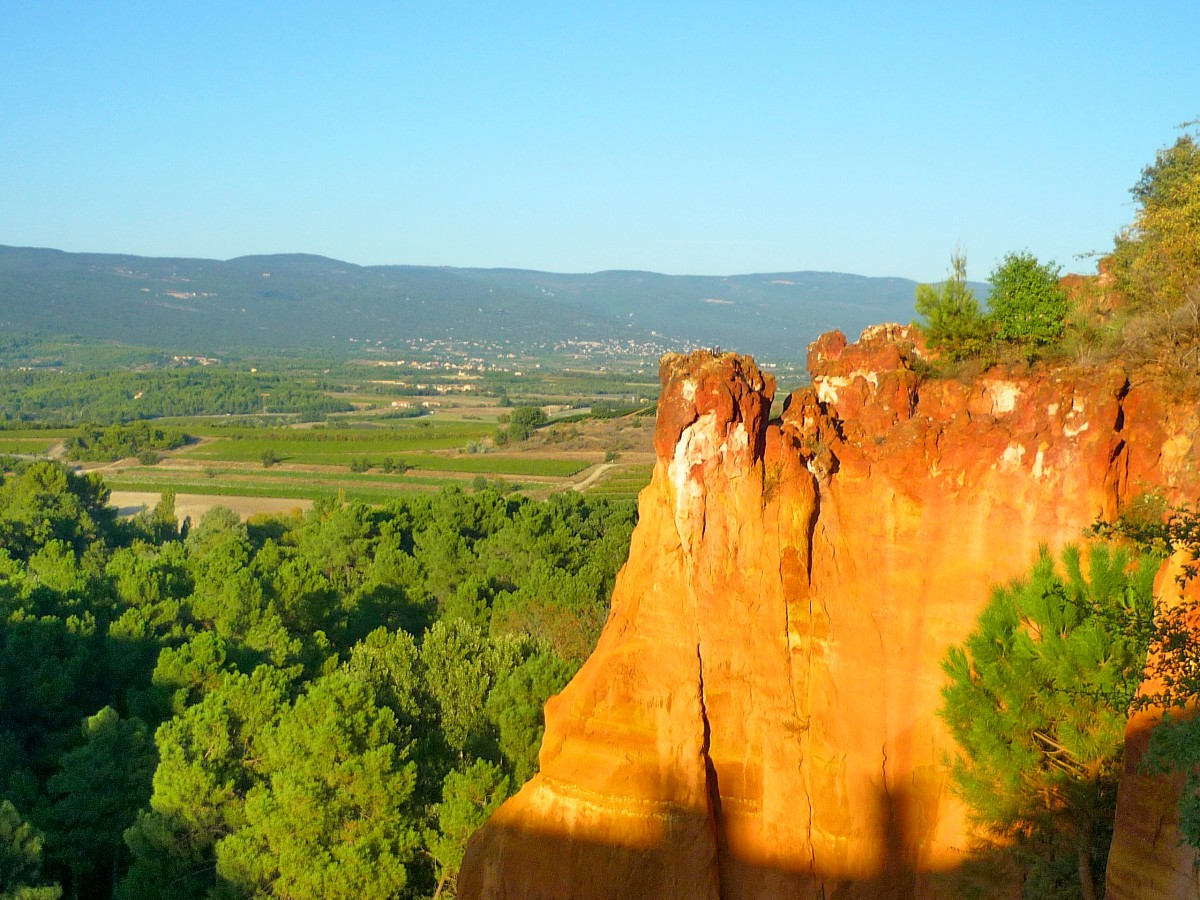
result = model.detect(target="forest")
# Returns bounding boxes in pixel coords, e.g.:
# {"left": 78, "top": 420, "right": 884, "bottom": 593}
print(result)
{"left": 0, "top": 459, "right": 635, "bottom": 899}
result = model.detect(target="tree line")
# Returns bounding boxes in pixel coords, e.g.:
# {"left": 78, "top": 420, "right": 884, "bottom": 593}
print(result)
{"left": 62, "top": 422, "right": 191, "bottom": 463}
{"left": 0, "top": 370, "right": 351, "bottom": 428}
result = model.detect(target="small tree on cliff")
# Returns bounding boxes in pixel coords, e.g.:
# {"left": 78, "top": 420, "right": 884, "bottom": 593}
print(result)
{"left": 988, "top": 252, "right": 1070, "bottom": 353}
{"left": 940, "top": 543, "right": 1157, "bottom": 900}
{"left": 914, "top": 250, "right": 992, "bottom": 362}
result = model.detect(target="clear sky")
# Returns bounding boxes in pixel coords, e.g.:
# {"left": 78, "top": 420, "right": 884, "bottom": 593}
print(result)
{"left": 1, "top": 2, "right": 1197, "bottom": 282}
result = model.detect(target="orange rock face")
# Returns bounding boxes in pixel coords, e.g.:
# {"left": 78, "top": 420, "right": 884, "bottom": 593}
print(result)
{"left": 458, "top": 328, "right": 1200, "bottom": 900}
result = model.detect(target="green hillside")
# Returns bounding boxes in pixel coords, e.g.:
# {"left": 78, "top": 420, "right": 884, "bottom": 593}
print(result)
{"left": 0, "top": 245, "right": 949, "bottom": 361}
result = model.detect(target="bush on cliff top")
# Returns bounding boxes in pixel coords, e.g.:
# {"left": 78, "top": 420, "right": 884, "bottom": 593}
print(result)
{"left": 988, "top": 252, "right": 1070, "bottom": 350}
{"left": 914, "top": 249, "right": 1071, "bottom": 368}
{"left": 1109, "top": 125, "right": 1200, "bottom": 373}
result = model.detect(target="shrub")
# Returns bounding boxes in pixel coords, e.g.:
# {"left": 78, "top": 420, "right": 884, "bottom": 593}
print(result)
{"left": 988, "top": 252, "right": 1069, "bottom": 351}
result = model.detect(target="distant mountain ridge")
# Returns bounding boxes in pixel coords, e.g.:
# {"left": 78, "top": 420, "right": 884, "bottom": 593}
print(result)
{"left": 0, "top": 245, "right": 966, "bottom": 360}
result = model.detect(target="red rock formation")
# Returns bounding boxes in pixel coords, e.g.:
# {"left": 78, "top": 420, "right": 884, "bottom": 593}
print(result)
{"left": 459, "top": 328, "right": 1200, "bottom": 900}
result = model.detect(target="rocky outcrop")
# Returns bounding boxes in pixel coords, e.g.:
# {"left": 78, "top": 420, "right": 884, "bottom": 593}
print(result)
{"left": 458, "top": 327, "right": 1200, "bottom": 900}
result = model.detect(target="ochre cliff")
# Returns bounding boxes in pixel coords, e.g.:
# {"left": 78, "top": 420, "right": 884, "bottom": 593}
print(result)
{"left": 458, "top": 326, "right": 1200, "bottom": 900}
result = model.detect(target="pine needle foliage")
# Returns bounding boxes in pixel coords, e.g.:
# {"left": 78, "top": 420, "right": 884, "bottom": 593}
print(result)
{"left": 1095, "top": 503, "right": 1200, "bottom": 851}
{"left": 940, "top": 543, "right": 1157, "bottom": 898}
{"left": 914, "top": 250, "right": 992, "bottom": 362}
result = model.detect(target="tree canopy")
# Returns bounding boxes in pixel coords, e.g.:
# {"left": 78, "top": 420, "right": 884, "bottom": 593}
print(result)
{"left": 1110, "top": 127, "right": 1200, "bottom": 370}
{"left": 0, "top": 459, "right": 635, "bottom": 899}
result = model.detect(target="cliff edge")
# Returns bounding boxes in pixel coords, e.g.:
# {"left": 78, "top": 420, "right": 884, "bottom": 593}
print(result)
{"left": 459, "top": 326, "right": 1200, "bottom": 899}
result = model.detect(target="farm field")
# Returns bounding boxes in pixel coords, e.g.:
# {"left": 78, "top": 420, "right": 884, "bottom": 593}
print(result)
{"left": 584, "top": 464, "right": 655, "bottom": 499}
{"left": 179, "top": 443, "right": 591, "bottom": 477}
{"left": 0, "top": 428, "right": 72, "bottom": 456}
{"left": 110, "top": 490, "right": 313, "bottom": 521}
{"left": 1, "top": 363, "right": 662, "bottom": 512}
{"left": 83, "top": 410, "right": 657, "bottom": 510}
{"left": 177, "top": 422, "right": 494, "bottom": 462}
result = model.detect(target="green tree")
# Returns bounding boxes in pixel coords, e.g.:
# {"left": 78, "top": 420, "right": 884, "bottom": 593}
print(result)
{"left": 940, "top": 543, "right": 1156, "bottom": 900}
{"left": 426, "top": 761, "right": 509, "bottom": 899}
{"left": 502, "top": 406, "right": 548, "bottom": 443}
{"left": 118, "top": 666, "right": 291, "bottom": 900}
{"left": 486, "top": 650, "right": 574, "bottom": 782}
{"left": 0, "top": 462, "right": 115, "bottom": 561}
{"left": 988, "top": 252, "right": 1069, "bottom": 351}
{"left": 420, "top": 620, "right": 502, "bottom": 757}
{"left": 1110, "top": 127, "right": 1200, "bottom": 369}
{"left": 214, "top": 669, "right": 421, "bottom": 900}
{"left": 42, "top": 708, "right": 156, "bottom": 899}
{"left": 1097, "top": 506, "right": 1200, "bottom": 851}
{"left": 914, "top": 250, "right": 992, "bottom": 362}
{"left": 0, "top": 801, "right": 61, "bottom": 900}
{"left": 344, "top": 628, "right": 428, "bottom": 753}
{"left": 142, "top": 490, "right": 180, "bottom": 544}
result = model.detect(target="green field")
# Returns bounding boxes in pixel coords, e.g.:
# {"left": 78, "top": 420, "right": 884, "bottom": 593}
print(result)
{"left": 585, "top": 464, "right": 654, "bottom": 498}
{"left": 0, "top": 428, "right": 71, "bottom": 457}
{"left": 180, "top": 422, "right": 494, "bottom": 463}
{"left": 105, "top": 465, "right": 457, "bottom": 489}
{"left": 0, "top": 437, "right": 59, "bottom": 455}
{"left": 103, "top": 474, "right": 462, "bottom": 504}
{"left": 2, "top": 386, "right": 623, "bottom": 498}
{"left": 176, "top": 449, "right": 587, "bottom": 478}
{"left": 175, "top": 422, "right": 591, "bottom": 477}
{"left": 398, "top": 455, "right": 589, "bottom": 477}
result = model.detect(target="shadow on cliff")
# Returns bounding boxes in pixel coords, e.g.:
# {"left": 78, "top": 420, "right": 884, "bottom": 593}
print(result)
{"left": 460, "top": 781, "right": 1021, "bottom": 900}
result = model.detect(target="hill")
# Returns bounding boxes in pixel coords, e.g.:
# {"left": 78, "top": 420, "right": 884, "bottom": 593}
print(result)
{"left": 0, "top": 245, "right": 956, "bottom": 361}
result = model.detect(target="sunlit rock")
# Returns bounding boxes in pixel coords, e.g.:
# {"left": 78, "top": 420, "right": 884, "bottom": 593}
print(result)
{"left": 460, "top": 327, "right": 1200, "bottom": 900}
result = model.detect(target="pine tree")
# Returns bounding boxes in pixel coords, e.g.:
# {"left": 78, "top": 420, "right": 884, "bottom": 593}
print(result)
{"left": 940, "top": 543, "right": 1156, "bottom": 900}
{"left": 914, "top": 250, "right": 992, "bottom": 362}
{"left": 214, "top": 669, "right": 421, "bottom": 900}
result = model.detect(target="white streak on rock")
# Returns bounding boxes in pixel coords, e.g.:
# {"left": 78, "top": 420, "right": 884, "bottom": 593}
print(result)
{"left": 986, "top": 381, "right": 1021, "bottom": 414}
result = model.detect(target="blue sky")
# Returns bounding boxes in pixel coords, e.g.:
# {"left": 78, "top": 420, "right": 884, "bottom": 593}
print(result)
{"left": 1, "top": 2, "right": 1196, "bottom": 281}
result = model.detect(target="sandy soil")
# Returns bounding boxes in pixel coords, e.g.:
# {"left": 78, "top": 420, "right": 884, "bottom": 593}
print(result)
{"left": 110, "top": 491, "right": 312, "bottom": 522}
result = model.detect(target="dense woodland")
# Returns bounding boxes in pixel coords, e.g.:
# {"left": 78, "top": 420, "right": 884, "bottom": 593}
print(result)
{"left": 0, "top": 460, "right": 635, "bottom": 899}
